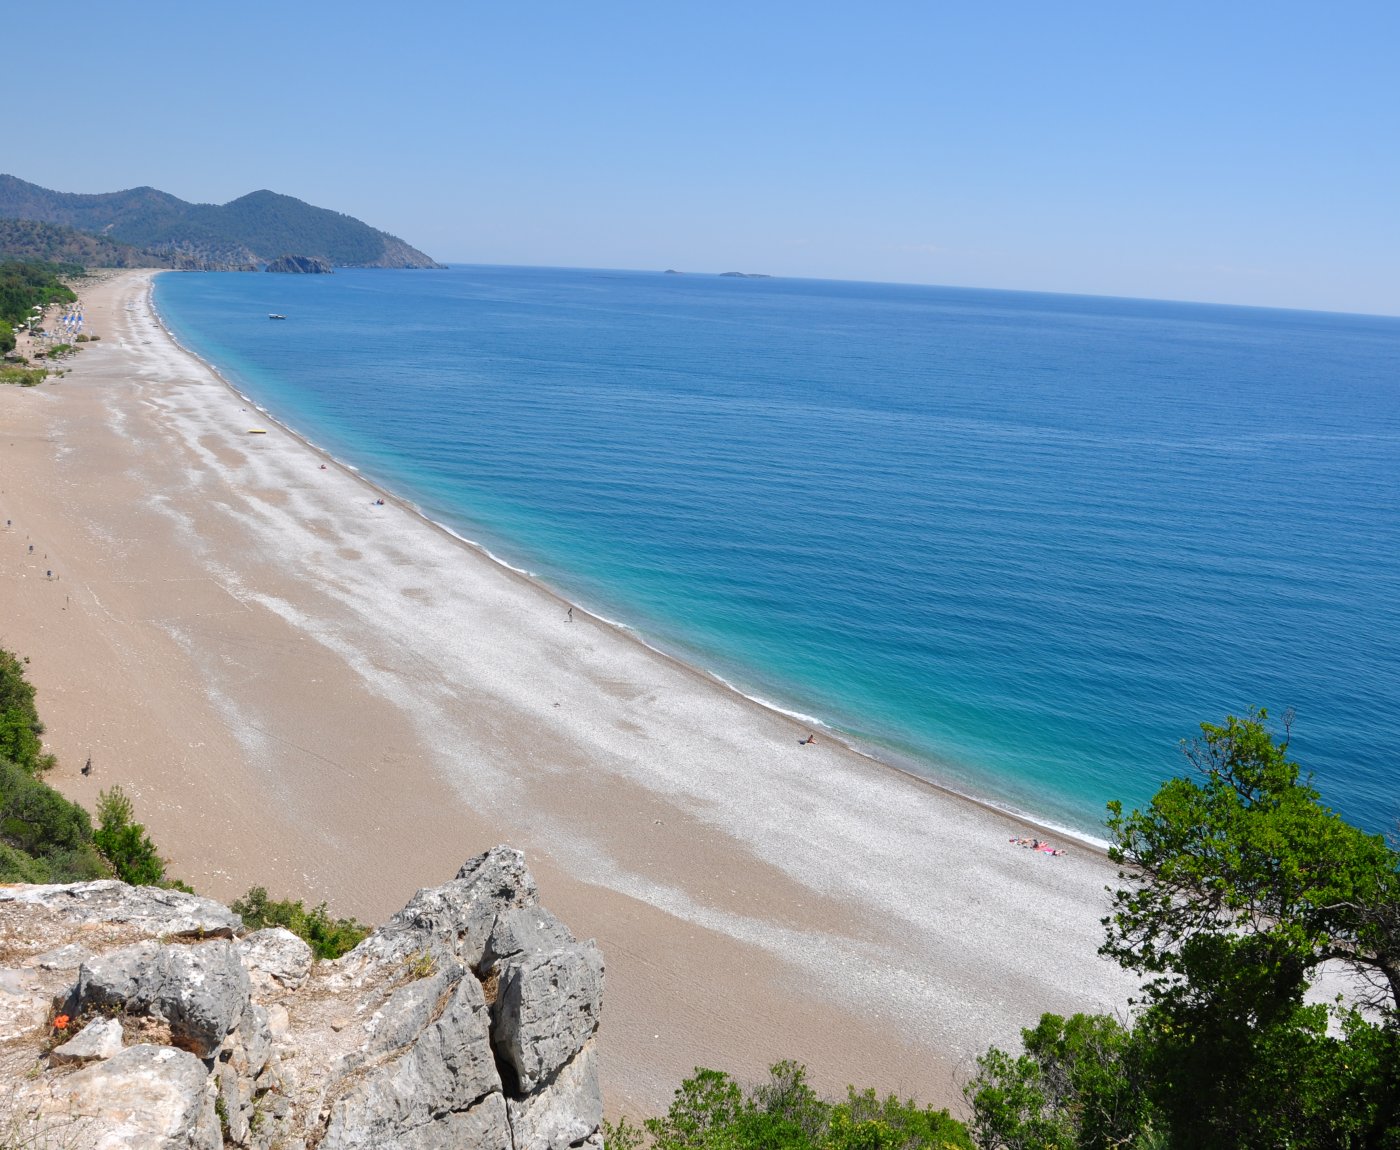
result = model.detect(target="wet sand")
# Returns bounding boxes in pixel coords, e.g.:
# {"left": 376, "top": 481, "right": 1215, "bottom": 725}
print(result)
{"left": 0, "top": 269, "right": 1134, "bottom": 1114}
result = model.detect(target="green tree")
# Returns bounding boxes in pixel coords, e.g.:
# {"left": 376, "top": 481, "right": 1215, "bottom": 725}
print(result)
{"left": 93, "top": 785, "right": 167, "bottom": 886}
{"left": 1100, "top": 710, "right": 1400, "bottom": 1145}
{"left": 967, "top": 712, "right": 1400, "bottom": 1149}
{"left": 0, "top": 757, "right": 106, "bottom": 883}
{"left": 965, "top": 1014, "right": 1154, "bottom": 1150}
{"left": 0, "top": 319, "right": 14, "bottom": 354}
{"left": 1103, "top": 710, "right": 1400, "bottom": 1021}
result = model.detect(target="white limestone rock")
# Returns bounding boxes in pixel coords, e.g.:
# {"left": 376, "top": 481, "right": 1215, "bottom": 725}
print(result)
{"left": 49, "top": 1043, "right": 222, "bottom": 1149}
{"left": 51, "top": 1016, "right": 125, "bottom": 1064}
{"left": 0, "top": 880, "right": 240, "bottom": 937}
{"left": 239, "top": 927, "right": 313, "bottom": 992}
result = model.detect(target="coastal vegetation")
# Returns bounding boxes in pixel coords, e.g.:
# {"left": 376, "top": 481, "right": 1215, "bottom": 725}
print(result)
{"left": 230, "top": 886, "right": 370, "bottom": 959}
{"left": 0, "top": 260, "right": 77, "bottom": 328}
{"left": 0, "top": 648, "right": 103, "bottom": 882}
{"left": 92, "top": 785, "right": 180, "bottom": 888}
{"left": 0, "top": 260, "right": 85, "bottom": 383}
{"left": 0, "top": 365, "right": 48, "bottom": 386}
{"left": 963, "top": 710, "right": 1400, "bottom": 1149}
{"left": 0, "top": 647, "right": 180, "bottom": 886}
{"left": 605, "top": 1062, "right": 974, "bottom": 1150}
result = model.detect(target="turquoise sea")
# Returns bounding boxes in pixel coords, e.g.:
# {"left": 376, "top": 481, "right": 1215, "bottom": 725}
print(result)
{"left": 153, "top": 267, "right": 1400, "bottom": 837}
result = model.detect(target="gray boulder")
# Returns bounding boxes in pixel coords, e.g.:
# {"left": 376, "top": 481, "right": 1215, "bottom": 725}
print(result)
{"left": 0, "top": 880, "right": 241, "bottom": 937}
{"left": 74, "top": 938, "right": 251, "bottom": 1058}
{"left": 360, "top": 846, "right": 543, "bottom": 973}
{"left": 507, "top": 1041, "right": 603, "bottom": 1150}
{"left": 319, "top": 971, "right": 503, "bottom": 1148}
{"left": 492, "top": 943, "right": 605, "bottom": 1092}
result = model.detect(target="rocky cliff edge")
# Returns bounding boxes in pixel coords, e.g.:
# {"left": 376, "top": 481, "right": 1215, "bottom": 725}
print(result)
{"left": 0, "top": 846, "right": 604, "bottom": 1150}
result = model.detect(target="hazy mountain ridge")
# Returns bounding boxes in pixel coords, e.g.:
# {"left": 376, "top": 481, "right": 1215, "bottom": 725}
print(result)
{"left": 0, "top": 176, "right": 443, "bottom": 270}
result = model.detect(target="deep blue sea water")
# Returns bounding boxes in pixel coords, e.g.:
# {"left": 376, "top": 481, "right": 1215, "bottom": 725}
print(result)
{"left": 153, "top": 266, "right": 1400, "bottom": 837}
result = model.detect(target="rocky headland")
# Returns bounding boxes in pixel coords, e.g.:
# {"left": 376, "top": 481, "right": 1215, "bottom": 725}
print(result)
{"left": 0, "top": 847, "right": 603, "bottom": 1150}
{"left": 266, "top": 255, "right": 334, "bottom": 275}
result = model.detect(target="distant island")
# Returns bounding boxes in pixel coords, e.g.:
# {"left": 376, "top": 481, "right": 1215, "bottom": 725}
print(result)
{"left": 0, "top": 174, "right": 443, "bottom": 271}
{"left": 664, "top": 270, "right": 774, "bottom": 278}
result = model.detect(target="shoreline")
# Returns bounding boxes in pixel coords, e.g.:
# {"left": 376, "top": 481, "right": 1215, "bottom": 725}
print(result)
{"left": 1, "top": 268, "right": 1135, "bottom": 1114}
{"left": 149, "top": 274, "right": 1112, "bottom": 855}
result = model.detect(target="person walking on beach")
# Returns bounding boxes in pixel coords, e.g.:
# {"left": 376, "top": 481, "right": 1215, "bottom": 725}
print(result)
{"left": 567, "top": 607, "right": 574, "bottom": 622}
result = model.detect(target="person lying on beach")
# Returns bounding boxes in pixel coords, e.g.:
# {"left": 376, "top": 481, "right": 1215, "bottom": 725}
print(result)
{"left": 1009, "top": 836, "right": 1065, "bottom": 856}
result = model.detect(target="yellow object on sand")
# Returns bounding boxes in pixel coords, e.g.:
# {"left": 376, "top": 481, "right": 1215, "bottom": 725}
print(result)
{"left": 247, "top": 429, "right": 267, "bottom": 434}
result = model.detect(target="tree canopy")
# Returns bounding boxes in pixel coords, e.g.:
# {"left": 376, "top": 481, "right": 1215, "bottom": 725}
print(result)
{"left": 0, "top": 260, "right": 77, "bottom": 327}
{"left": 966, "top": 711, "right": 1400, "bottom": 1149}
{"left": 613, "top": 1061, "right": 974, "bottom": 1150}
{"left": 1103, "top": 710, "right": 1400, "bottom": 1023}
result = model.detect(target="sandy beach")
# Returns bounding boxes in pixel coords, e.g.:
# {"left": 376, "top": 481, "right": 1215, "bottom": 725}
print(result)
{"left": 0, "top": 269, "right": 1134, "bottom": 1114}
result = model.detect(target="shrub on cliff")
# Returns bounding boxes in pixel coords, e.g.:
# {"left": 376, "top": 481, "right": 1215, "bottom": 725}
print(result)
{"left": 0, "top": 757, "right": 107, "bottom": 883}
{"left": 231, "top": 885, "right": 370, "bottom": 959}
{"left": 92, "top": 785, "right": 170, "bottom": 886}
{"left": 0, "top": 645, "right": 108, "bottom": 882}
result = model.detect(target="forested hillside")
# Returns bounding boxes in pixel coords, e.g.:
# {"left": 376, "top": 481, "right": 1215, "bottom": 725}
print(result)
{"left": 0, "top": 219, "right": 169, "bottom": 267}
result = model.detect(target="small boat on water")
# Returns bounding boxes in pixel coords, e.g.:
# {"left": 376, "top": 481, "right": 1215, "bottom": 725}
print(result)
{"left": 268, "top": 313, "right": 286, "bottom": 320}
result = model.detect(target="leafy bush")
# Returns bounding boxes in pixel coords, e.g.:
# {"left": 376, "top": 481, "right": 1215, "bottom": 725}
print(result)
{"left": 93, "top": 785, "right": 167, "bottom": 886}
{"left": 231, "top": 886, "right": 370, "bottom": 959}
{"left": 634, "top": 1062, "right": 973, "bottom": 1150}
{"left": 0, "top": 758, "right": 107, "bottom": 883}
{"left": 0, "top": 366, "right": 45, "bottom": 386}
{"left": 0, "top": 648, "right": 55, "bottom": 774}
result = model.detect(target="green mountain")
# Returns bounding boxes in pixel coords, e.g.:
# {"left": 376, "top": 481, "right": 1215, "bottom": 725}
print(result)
{"left": 0, "top": 218, "right": 172, "bottom": 268}
{"left": 0, "top": 175, "right": 443, "bottom": 270}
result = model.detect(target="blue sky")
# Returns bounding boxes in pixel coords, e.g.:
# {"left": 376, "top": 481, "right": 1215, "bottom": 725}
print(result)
{"left": 13, "top": 2, "right": 1398, "bottom": 313}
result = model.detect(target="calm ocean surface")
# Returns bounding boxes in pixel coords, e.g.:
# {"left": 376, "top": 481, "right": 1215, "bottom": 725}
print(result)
{"left": 153, "top": 267, "right": 1400, "bottom": 837}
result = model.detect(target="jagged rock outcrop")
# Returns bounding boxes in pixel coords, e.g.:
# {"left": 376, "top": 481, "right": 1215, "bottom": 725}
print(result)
{"left": 266, "top": 255, "right": 334, "bottom": 274}
{"left": 0, "top": 847, "right": 604, "bottom": 1150}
